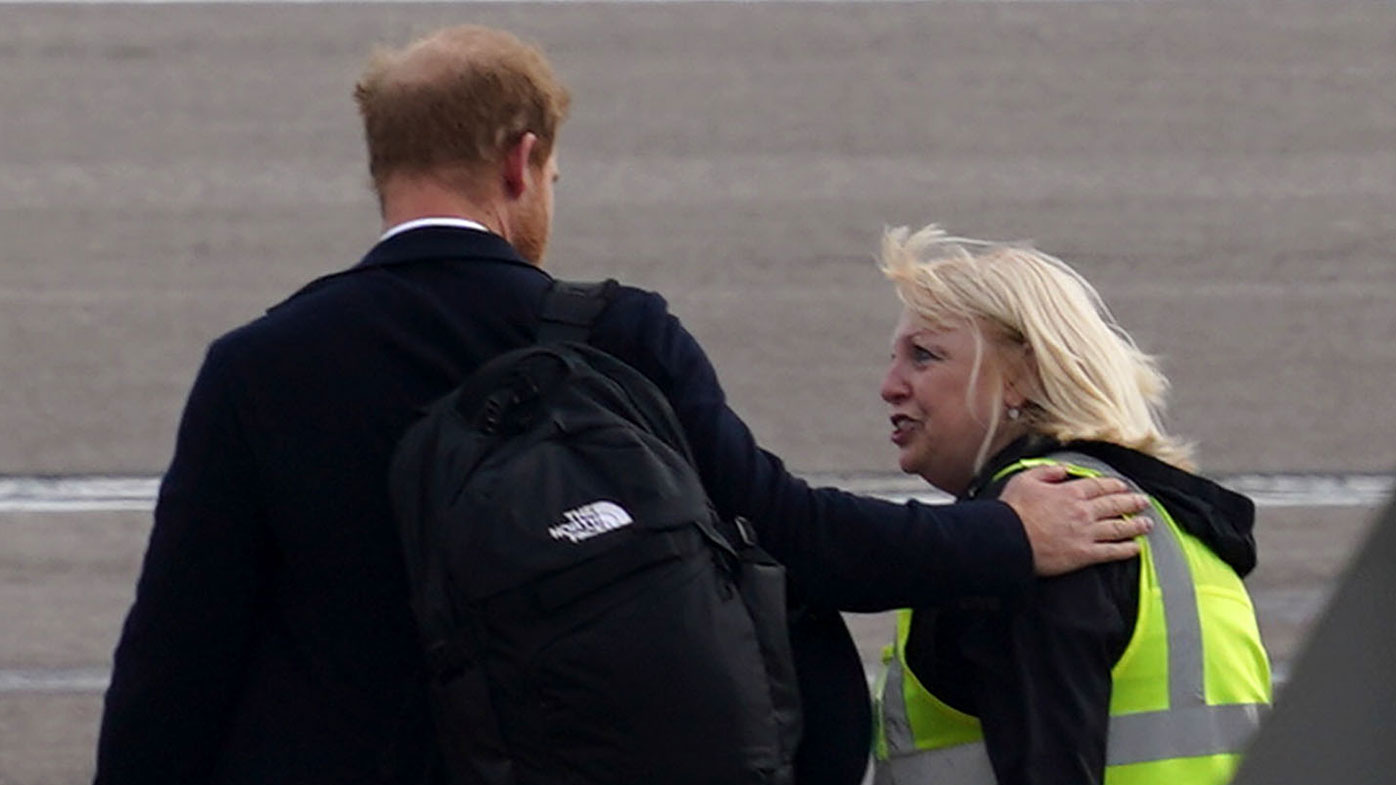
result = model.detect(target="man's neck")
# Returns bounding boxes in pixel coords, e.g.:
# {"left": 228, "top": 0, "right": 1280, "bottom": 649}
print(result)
{"left": 378, "top": 176, "right": 505, "bottom": 237}
{"left": 378, "top": 217, "right": 492, "bottom": 242}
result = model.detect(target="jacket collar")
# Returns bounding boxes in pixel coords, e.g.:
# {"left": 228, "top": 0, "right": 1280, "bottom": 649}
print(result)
{"left": 271, "top": 226, "right": 544, "bottom": 313}
{"left": 354, "top": 225, "right": 534, "bottom": 272}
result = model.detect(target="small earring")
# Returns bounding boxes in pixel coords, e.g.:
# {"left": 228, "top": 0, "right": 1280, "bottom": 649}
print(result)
{"left": 1006, "top": 406, "right": 1021, "bottom": 421}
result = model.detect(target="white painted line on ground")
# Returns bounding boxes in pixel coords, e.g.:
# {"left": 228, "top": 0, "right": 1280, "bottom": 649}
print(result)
{"left": 0, "top": 662, "right": 1292, "bottom": 696}
{"left": 0, "top": 473, "right": 1390, "bottom": 512}
{"left": 804, "top": 472, "right": 1395, "bottom": 509}
{"left": 0, "top": 668, "right": 111, "bottom": 694}
{"left": 0, "top": 477, "right": 159, "bottom": 513}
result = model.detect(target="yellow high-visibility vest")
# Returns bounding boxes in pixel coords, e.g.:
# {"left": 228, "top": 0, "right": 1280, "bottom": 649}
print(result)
{"left": 873, "top": 452, "right": 1272, "bottom": 785}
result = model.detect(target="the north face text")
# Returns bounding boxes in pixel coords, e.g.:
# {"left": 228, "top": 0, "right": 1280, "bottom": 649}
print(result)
{"left": 549, "top": 501, "right": 635, "bottom": 543}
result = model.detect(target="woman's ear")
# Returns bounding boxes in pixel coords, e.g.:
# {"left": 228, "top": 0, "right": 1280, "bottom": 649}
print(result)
{"left": 1001, "top": 344, "right": 1036, "bottom": 410}
{"left": 1003, "top": 382, "right": 1026, "bottom": 410}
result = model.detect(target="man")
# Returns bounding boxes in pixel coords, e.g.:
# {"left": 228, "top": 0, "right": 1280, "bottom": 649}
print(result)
{"left": 94, "top": 25, "right": 1148, "bottom": 785}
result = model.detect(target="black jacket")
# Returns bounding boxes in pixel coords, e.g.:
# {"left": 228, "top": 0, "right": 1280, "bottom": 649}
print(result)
{"left": 904, "top": 435, "right": 1259, "bottom": 785}
{"left": 96, "top": 227, "right": 1032, "bottom": 785}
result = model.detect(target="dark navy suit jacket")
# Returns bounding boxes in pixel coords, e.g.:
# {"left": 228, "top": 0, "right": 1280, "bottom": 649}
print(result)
{"left": 95, "top": 227, "right": 1031, "bottom": 785}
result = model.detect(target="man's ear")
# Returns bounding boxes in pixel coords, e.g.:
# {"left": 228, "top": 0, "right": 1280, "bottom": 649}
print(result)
{"left": 502, "top": 132, "right": 538, "bottom": 200}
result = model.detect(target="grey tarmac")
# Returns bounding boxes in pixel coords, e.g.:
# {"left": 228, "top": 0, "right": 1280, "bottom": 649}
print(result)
{"left": 1, "top": 1, "right": 1393, "bottom": 782}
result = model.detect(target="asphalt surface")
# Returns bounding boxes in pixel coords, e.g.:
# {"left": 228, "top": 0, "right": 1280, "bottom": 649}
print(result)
{"left": 1, "top": 1, "right": 1393, "bottom": 782}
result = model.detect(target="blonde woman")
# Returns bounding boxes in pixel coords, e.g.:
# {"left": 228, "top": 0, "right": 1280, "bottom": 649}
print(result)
{"left": 872, "top": 226, "right": 1272, "bottom": 785}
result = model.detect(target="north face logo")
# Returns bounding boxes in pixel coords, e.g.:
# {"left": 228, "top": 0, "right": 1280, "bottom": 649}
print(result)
{"left": 549, "top": 501, "right": 635, "bottom": 543}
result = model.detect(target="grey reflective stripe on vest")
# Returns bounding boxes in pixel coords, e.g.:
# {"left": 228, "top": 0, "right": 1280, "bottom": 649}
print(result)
{"left": 875, "top": 736, "right": 995, "bottom": 785}
{"left": 1048, "top": 453, "right": 1265, "bottom": 765}
{"left": 880, "top": 651, "right": 916, "bottom": 754}
{"left": 877, "top": 452, "right": 1265, "bottom": 780}
{"left": 877, "top": 627, "right": 998, "bottom": 785}
{"left": 1049, "top": 452, "right": 1206, "bottom": 710}
{"left": 1107, "top": 702, "right": 1266, "bottom": 765}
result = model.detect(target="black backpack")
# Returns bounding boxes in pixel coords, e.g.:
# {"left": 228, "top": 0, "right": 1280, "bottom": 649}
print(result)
{"left": 389, "top": 280, "right": 802, "bottom": 785}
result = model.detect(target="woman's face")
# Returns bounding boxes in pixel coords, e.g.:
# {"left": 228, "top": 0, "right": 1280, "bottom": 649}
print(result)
{"left": 880, "top": 308, "right": 1010, "bottom": 495}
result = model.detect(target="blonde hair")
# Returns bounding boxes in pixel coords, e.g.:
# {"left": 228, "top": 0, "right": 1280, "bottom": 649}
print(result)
{"left": 354, "top": 25, "right": 571, "bottom": 195}
{"left": 879, "top": 224, "right": 1195, "bottom": 470}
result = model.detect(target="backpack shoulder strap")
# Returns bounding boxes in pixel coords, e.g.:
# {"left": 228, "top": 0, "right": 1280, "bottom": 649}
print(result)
{"left": 537, "top": 279, "right": 619, "bottom": 344}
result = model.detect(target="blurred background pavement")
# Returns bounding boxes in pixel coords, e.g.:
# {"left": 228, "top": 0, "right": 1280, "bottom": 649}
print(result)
{"left": 1, "top": 1, "right": 1393, "bottom": 782}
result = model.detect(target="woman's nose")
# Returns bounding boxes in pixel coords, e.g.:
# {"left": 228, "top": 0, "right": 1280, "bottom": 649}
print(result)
{"left": 880, "top": 364, "right": 907, "bottom": 404}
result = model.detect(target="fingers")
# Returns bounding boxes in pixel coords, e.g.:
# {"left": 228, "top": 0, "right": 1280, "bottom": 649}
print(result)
{"left": 1093, "top": 513, "right": 1152, "bottom": 543}
{"left": 1094, "top": 491, "right": 1150, "bottom": 521}
{"left": 1085, "top": 540, "right": 1143, "bottom": 563}
{"left": 1022, "top": 464, "right": 1069, "bottom": 483}
{"left": 1077, "top": 475, "right": 1129, "bottom": 499}
{"left": 1003, "top": 466, "right": 1154, "bottom": 575}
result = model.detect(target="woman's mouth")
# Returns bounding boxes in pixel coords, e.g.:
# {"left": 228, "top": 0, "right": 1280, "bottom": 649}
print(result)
{"left": 890, "top": 414, "right": 919, "bottom": 446}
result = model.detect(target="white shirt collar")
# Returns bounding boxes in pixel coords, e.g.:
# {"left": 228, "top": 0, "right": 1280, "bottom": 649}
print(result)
{"left": 379, "top": 217, "right": 492, "bottom": 243}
